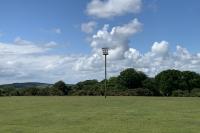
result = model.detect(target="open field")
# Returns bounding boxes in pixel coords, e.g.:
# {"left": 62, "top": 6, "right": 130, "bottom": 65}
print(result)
{"left": 0, "top": 96, "right": 200, "bottom": 133}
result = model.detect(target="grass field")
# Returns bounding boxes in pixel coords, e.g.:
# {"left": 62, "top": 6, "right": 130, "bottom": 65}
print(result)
{"left": 0, "top": 96, "right": 200, "bottom": 133}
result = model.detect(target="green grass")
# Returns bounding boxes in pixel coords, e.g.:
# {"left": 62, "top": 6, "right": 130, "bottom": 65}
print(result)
{"left": 0, "top": 96, "right": 200, "bottom": 133}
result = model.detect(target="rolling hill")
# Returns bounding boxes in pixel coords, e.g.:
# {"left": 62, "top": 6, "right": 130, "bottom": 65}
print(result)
{"left": 0, "top": 82, "right": 52, "bottom": 89}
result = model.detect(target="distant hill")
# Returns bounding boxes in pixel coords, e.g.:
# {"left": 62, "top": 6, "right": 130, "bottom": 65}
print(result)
{"left": 0, "top": 82, "right": 52, "bottom": 89}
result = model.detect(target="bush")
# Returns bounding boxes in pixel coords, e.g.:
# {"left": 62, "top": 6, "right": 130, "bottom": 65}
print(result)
{"left": 172, "top": 90, "right": 190, "bottom": 97}
{"left": 190, "top": 88, "right": 200, "bottom": 97}
{"left": 135, "top": 88, "right": 153, "bottom": 96}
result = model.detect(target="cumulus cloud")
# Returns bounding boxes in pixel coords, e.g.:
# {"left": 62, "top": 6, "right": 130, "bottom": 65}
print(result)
{"left": 0, "top": 24, "right": 200, "bottom": 84}
{"left": 124, "top": 48, "right": 141, "bottom": 60}
{"left": 0, "top": 36, "right": 200, "bottom": 84}
{"left": 90, "top": 18, "right": 142, "bottom": 60}
{"left": 0, "top": 38, "right": 82, "bottom": 84}
{"left": 76, "top": 19, "right": 200, "bottom": 80}
{"left": 1, "top": 1, "right": 199, "bottom": 84}
{"left": 151, "top": 41, "right": 169, "bottom": 56}
{"left": 123, "top": 42, "right": 200, "bottom": 77}
{"left": 14, "top": 37, "right": 33, "bottom": 45}
{"left": 0, "top": 38, "right": 47, "bottom": 55}
{"left": 175, "top": 45, "right": 191, "bottom": 60}
{"left": 45, "top": 41, "right": 58, "bottom": 48}
{"left": 81, "top": 21, "right": 97, "bottom": 33}
{"left": 87, "top": 0, "right": 142, "bottom": 18}
{"left": 74, "top": 18, "right": 142, "bottom": 78}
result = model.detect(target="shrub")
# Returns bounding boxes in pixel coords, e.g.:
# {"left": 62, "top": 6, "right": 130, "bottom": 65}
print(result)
{"left": 190, "top": 88, "right": 200, "bottom": 97}
{"left": 172, "top": 90, "right": 190, "bottom": 97}
{"left": 135, "top": 88, "right": 153, "bottom": 96}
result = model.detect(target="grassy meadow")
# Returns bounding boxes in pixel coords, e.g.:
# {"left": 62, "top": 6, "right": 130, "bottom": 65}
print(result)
{"left": 0, "top": 96, "right": 200, "bottom": 133}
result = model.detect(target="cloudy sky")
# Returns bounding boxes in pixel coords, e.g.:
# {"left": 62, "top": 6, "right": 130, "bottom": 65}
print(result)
{"left": 0, "top": 0, "right": 200, "bottom": 84}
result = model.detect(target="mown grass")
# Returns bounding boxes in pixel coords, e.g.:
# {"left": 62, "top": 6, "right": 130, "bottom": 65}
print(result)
{"left": 0, "top": 96, "right": 200, "bottom": 133}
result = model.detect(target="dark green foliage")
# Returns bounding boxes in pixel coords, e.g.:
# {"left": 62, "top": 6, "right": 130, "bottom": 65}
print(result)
{"left": 0, "top": 68, "right": 200, "bottom": 97}
{"left": 155, "top": 70, "right": 182, "bottom": 96}
{"left": 72, "top": 80, "right": 102, "bottom": 96}
{"left": 142, "top": 78, "right": 160, "bottom": 96}
{"left": 52, "top": 81, "right": 69, "bottom": 95}
{"left": 107, "top": 76, "right": 126, "bottom": 90}
{"left": 155, "top": 69, "right": 200, "bottom": 96}
{"left": 50, "top": 87, "right": 64, "bottom": 96}
{"left": 181, "top": 71, "right": 200, "bottom": 93}
{"left": 0, "top": 87, "right": 16, "bottom": 96}
{"left": 190, "top": 88, "right": 200, "bottom": 97}
{"left": 108, "top": 77, "right": 119, "bottom": 89}
{"left": 74, "top": 80, "right": 99, "bottom": 90}
{"left": 135, "top": 88, "right": 153, "bottom": 96}
{"left": 172, "top": 90, "right": 190, "bottom": 97}
{"left": 119, "top": 68, "right": 147, "bottom": 89}
{"left": 37, "top": 87, "right": 51, "bottom": 96}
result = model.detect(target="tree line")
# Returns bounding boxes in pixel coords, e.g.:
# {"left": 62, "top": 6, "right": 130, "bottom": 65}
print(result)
{"left": 1, "top": 68, "right": 200, "bottom": 97}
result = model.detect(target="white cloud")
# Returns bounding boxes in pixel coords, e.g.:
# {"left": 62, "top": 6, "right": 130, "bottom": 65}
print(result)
{"left": 124, "top": 48, "right": 141, "bottom": 60}
{"left": 0, "top": 23, "right": 200, "bottom": 84}
{"left": 74, "top": 53, "right": 103, "bottom": 72}
{"left": 0, "top": 37, "right": 200, "bottom": 84}
{"left": 14, "top": 37, "right": 33, "bottom": 45}
{"left": 40, "top": 28, "right": 62, "bottom": 34}
{"left": 81, "top": 21, "right": 97, "bottom": 33}
{"left": 74, "top": 19, "right": 142, "bottom": 77}
{"left": 87, "top": 0, "right": 142, "bottom": 18}
{"left": 151, "top": 41, "right": 169, "bottom": 56}
{"left": 45, "top": 41, "right": 58, "bottom": 48}
{"left": 90, "top": 18, "right": 142, "bottom": 60}
{"left": 0, "top": 38, "right": 81, "bottom": 84}
{"left": 74, "top": 20, "right": 200, "bottom": 80}
{"left": 175, "top": 45, "right": 191, "bottom": 60}
{"left": 0, "top": 38, "right": 47, "bottom": 55}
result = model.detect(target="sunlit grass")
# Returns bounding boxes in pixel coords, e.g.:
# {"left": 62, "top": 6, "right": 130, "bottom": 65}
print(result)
{"left": 0, "top": 96, "right": 200, "bottom": 133}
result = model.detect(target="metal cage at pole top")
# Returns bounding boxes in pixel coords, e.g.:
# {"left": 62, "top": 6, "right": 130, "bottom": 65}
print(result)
{"left": 102, "top": 48, "right": 109, "bottom": 55}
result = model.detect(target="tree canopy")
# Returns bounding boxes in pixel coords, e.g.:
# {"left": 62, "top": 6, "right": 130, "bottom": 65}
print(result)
{"left": 1, "top": 68, "right": 200, "bottom": 97}
{"left": 119, "top": 68, "right": 147, "bottom": 89}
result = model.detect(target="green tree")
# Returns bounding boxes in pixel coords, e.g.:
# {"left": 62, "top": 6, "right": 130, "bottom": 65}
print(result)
{"left": 37, "top": 87, "right": 50, "bottom": 96}
{"left": 181, "top": 71, "right": 200, "bottom": 93}
{"left": 119, "top": 68, "right": 147, "bottom": 89}
{"left": 53, "top": 81, "right": 69, "bottom": 95}
{"left": 155, "top": 69, "right": 182, "bottom": 96}
{"left": 108, "top": 76, "right": 124, "bottom": 90}
{"left": 71, "top": 80, "right": 100, "bottom": 96}
{"left": 142, "top": 78, "right": 160, "bottom": 96}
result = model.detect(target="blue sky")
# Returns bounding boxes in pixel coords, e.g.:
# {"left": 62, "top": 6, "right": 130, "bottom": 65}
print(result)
{"left": 1, "top": 0, "right": 200, "bottom": 53}
{"left": 0, "top": 0, "right": 200, "bottom": 84}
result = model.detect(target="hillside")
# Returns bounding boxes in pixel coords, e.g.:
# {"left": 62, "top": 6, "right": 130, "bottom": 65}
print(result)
{"left": 0, "top": 82, "right": 52, "bottom": 89}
